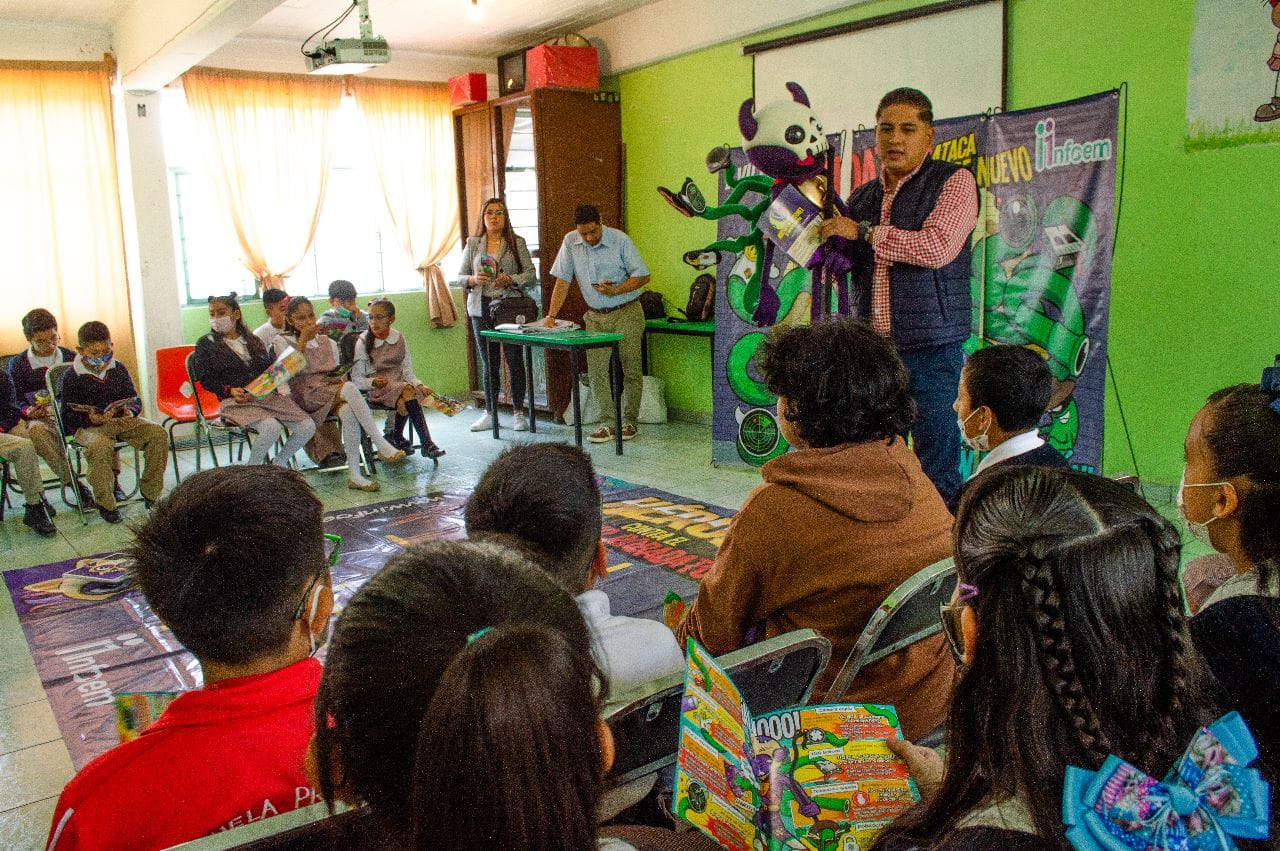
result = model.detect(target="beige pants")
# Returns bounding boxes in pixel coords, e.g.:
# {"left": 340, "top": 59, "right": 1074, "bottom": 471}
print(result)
{"left": 0, "top": 430, "right": 44, "bottom": 506}
{"left": 11, "top": 417, "right": 74, "bottom": 483}
{"left": 585, "top": 298, "right": 644, "bottom": 428}
{"left": 75, "top": 417, "right": 167, "bottom": 509}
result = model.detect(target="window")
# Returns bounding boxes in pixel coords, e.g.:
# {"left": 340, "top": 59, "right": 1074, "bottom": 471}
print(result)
{"left": 162, "top": 90, "right": 461, "bottom": 305}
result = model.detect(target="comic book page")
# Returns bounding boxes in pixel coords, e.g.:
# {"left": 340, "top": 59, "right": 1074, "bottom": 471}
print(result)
{"left": 760, "top": 184, "right": 824, "bottom": 268}
{"left": 245, "top": 346, "right": 307, "bottom": 399}
{"left": 749, "top": 705, "right": 920, "bottom": 851}
{"left": 674, "top": 640, "right": 758, "bottom": 851}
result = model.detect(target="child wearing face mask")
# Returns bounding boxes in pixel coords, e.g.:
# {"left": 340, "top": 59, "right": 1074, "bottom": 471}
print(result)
{"left": 953, "top": 345, "right": 1070, "bottom": 493}
{"left": 1180, "top": 380, "right": 1280, "bottom": 801}
{"left": 58, "top": 321, "right": 167, "bottom": 523}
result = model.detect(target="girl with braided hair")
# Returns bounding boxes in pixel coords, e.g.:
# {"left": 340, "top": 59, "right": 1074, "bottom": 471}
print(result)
{"left": 1182, "top": 383, "right": 1280, "bottom": 803}
{"left": 873, "top": 467, "right": 1215, "bottom": 850}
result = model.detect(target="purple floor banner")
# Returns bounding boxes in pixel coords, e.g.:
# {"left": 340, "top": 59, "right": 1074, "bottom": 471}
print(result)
{"left": 697, "top": 92, "right": 1116, "bottom": 473}
{"left": 3, "top": 480, "right": 733, "bottom": 769}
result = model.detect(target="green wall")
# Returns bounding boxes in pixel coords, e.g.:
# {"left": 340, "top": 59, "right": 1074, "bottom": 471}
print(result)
{"left": 617, "top": 0, "right": 1279, "bottom": 483}
{"left": 179, "top": 288, "right": 471, "bottom": 397}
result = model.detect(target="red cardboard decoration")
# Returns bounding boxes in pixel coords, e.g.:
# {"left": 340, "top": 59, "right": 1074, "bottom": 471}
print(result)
{"left": 526, "top": 44, "right": 599, "bottom": 91}
{"left": 448, "top": 73, "right": 487, "bottom": 106}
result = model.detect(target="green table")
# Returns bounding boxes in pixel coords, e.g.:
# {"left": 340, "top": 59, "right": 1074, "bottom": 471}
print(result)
{"left": 479, "top": 328, "right": 626, "bottom": 454}
{"left": 642, "top": 318, "right": 714, "bottom": 374}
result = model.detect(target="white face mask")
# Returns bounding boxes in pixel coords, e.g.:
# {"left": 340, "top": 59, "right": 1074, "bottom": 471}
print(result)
{"left": 1176, "top": 466, "right": 1233, "bottom": 548}
{"left": 209, "top": 316, "right": 235, "bottom": 335}
{"left": 957, "top": 408, "right": 990, "bottom": 453}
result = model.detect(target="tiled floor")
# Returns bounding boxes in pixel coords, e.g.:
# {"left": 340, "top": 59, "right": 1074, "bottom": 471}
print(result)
{"left": 0, "top": 410, "right": 1203, "bottom": 849}
{"left": 0, "top": 410, "right": 763, "bottom": 849}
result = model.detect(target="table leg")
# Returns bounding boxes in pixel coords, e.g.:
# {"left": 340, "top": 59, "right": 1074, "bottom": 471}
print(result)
{"left": 611, "top": 343, "right": 623, "bottom": 456}
{"left": 525, "top": 344, "right": 536, "bottom": 433}
{"left": 487, "top": 341, "right": 500, "bottom": 440}
{"left": 570, "top": 349, "right": 582, "bottom": 446}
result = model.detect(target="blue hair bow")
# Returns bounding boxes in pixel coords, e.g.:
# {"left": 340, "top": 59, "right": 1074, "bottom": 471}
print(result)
{"left": 1063, "top": 712, "right": 1270, "bottom": 850}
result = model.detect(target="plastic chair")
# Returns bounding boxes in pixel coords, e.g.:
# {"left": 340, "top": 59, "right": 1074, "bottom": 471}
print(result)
{"left": 183, "top": 352, "right": 254, "bottom": 468}
{"left": 155, "top": 345, "right": 203, "bottom": 481}
{"left": 45, "top": 363, "right": 142, "bottom": 524}
{"left": 606, "top": 628, "right": 832, "bottom": 786}
{"left": 822, "top": 557, "right": 957, "bottom": 703}
{"left": 162, "top": 800, "right": 372, "bottom": 850}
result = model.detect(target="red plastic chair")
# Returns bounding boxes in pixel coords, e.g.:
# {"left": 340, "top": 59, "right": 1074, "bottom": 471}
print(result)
{"left": 156, "top": 344, "right": 223, "bottom": 480}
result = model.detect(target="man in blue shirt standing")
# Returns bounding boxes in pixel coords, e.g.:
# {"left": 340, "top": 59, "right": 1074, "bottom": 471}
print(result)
{"left": 544, "top": 204, "right": 651, "bottom": 442}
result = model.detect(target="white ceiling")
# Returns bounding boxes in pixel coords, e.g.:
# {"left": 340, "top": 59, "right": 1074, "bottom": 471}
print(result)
{"left": 0, "top": 0, "right": 132, "bottom": 27}
{"left": 244, "top": 0, "right": 658, "bottom": 56}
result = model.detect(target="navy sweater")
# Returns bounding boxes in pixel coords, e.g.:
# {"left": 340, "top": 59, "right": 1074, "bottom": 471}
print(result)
{"left": 6, "top": 346, "right": 75, "bottom": 410}
{"left": 0, "top": 369, "right": 22, "bottom": 432}
{"left": 58, "top": 360, "right": 143, "bottom": 434}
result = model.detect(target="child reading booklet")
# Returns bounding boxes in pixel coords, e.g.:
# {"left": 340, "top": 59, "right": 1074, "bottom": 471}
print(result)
{"left": 674, "top": 639, "right": 919, "bottom": 851}
{"left": 67, "top": 396, "right": 141, "bottom": 417}
{"left": 244, "top": 346, "right": 307, "bottom": 399}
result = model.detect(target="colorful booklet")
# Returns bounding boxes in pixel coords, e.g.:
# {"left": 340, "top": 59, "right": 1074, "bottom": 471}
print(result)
{"left": 114, "top": 692, "right": 180, "bottom": 742}
{"left": 68, "top": 396, "right": 140, "bottom": 417}
{"left": 245, "top": 346, "right": 308, "bottom": 399}
{"left": 420, "top": 387, "right": 464, "bottom": 417}
{"left": 674, "top": 639, "right": 919, "bottom": 851}
{"left": 760, "top": 184, "right": 825, "bottom": 268}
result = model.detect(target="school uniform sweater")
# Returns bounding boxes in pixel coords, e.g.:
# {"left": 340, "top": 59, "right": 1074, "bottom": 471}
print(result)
{"left": 58, "top": 359, "right": 142, "bottom": 434}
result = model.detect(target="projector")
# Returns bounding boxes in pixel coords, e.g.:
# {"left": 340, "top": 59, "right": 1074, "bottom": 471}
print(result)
{"left": 305, "top": 37, "right": 391, "bottom": 74}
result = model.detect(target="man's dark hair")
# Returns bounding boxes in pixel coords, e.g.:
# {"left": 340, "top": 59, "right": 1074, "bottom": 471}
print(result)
{"left": 876, "top": 87, "right": 934, "bottom": 124}
{"left": 761, "top": 318, "right": 915, "bottom": 448}
{"left": 22, "top": 308, "right": 58, "bottom": 340}
{"left": 328, "top": 279, "right": 357, "bottom": 301}
{"left": 573, "top": 204, "right": 601, "bottom": 226}
{"left": 964, "top": 344, "right": 1053, "bottom": 432}
{"left": 77, "top": 321, "right": 111, "bottom": 346}
{"left": 313, "top": 540, "right": 593, "bottom": 835}
{"left": 465, "top": 443, "right": 601, "bottom": 592}
{"left": 262, "top": 288, "right": 289, "bottom": 308}
{"left": 127, "top": 466, "right": 325, "bottom": 665}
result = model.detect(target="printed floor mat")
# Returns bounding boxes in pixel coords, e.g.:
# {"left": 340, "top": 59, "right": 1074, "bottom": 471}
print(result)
{"left": 2, "top": 477, "right": 735, "bottom": 769}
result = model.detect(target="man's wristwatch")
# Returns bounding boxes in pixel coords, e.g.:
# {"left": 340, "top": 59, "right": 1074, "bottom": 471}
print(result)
{"left": 857, "top": 221, "right": 874, "bottom": 242}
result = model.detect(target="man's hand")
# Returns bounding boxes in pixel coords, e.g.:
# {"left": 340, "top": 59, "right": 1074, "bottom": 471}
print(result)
{"left": 371, "top": 377, "right": 389, "bottom": 389}
{"left": 592, "top": 280, "right": 616, "bottom": 296}
{"left": 885, "top": 739, "right": 944, "bottom": 798}
{"left": 229, "top": 387, "right": 251, "bottom": 403}
{"left": 541, "top": 315, "right": 558, "bottom": 328}
{"left": 819, "top": 214, "right": 859, "bottom": 242}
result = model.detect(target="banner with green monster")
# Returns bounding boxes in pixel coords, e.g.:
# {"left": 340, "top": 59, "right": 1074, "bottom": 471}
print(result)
{"left": 663, "top": 91, "right": 1116, "bottom": 473}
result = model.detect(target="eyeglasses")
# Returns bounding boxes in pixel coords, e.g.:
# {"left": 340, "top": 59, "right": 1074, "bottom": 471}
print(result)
{"left": 293, "top": 533, "right": 342, "bottom": 621}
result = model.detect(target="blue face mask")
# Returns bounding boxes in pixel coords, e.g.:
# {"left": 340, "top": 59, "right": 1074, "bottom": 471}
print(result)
{"left": 83, "top": 352, "right": 113, "bottom": 372}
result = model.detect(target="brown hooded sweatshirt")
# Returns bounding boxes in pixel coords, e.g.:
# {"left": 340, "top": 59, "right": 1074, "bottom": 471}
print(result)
{"left": 677, "top": 437, "right": 956, "bottom": 740}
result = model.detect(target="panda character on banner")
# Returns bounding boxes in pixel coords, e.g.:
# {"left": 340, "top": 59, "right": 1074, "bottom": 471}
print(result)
{"left": 738, "top": 82, "right": 855, "bottom": 326}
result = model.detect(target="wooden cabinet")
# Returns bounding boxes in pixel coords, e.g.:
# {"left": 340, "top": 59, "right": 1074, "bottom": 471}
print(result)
{"left": 453, "top": 88, "right": 622, "bottom": 419}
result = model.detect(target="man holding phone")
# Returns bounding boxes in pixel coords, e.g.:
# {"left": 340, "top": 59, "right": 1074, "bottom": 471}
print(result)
{"left": 544, "top": 204, "right": 650, "bottom": 443}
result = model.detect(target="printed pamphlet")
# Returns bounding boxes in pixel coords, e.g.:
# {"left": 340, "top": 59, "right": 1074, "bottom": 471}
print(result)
{"left": 245, "top": 346, "right": 308, "bottom": 399}
{"left": 674, "top": 639, "right": 919, "bottom": 850}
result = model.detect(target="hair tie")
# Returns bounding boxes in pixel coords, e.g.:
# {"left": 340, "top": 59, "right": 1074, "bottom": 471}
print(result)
{"left": 466, "top": 626, "right": 492, "bottom": 645}
{"left": 957, "top": 582, "right": 979, "bottom": 602}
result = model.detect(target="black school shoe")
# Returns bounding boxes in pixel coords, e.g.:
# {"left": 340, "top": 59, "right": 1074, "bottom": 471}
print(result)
{"left": 385, "top": 432, "right": 412, "bottom": 451}
{"left": 23, "top": 503, "right": 56, "bottom": 537}
{"left": 99, "top": 506, "right": 123, "bottom": 524}
{"left": 422, "top": 443, "right": 446, "bottom": 460}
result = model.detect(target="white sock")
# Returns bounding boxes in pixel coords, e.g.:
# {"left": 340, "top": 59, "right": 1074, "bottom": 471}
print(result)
{"left": 338, "top": 405, "right": 372, "bottom": 484}
{"left": 340, "top": 383, "right": 397, "bottom": 454}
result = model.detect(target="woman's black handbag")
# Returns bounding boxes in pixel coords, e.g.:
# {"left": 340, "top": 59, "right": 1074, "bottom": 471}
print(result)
{"left": 489, "top": 290, "right": 540, "bottom": 326}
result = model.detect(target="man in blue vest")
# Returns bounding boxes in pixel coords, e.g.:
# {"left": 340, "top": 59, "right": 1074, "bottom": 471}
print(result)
{"left": 820, "top": 88, "right": 978, "bottom": 507}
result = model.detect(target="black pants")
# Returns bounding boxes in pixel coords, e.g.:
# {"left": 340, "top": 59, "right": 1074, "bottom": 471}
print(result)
{"left": 471, "top": 307, "right": 526, "bottom": 410}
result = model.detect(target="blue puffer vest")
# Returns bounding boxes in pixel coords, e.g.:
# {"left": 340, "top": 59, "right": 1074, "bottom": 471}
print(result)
{"left": 846, "top": 158, "right": 974, "bottom": 352}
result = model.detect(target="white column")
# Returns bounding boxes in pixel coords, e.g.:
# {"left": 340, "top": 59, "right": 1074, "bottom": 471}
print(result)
{"left": 119, "top": 89, "right": 184, "bottom": 418}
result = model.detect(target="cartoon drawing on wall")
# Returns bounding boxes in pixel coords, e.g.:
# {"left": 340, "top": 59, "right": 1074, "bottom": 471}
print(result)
{"left": 1186, "top": 0, "right": 1280, "bottom": 149}
{"left": 1258, "top": 0, "right": 1280, "bottom": 121}
{"left": 968, "top": 190, "right": 1095, "bottom": 464}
